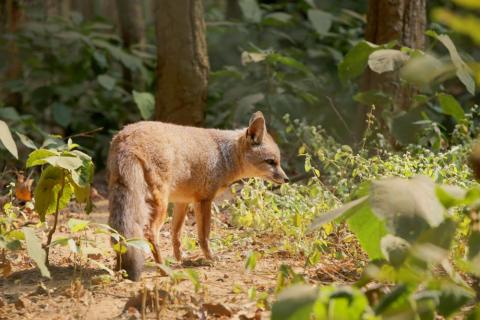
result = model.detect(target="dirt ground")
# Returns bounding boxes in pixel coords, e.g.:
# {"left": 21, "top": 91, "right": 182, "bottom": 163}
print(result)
{"left": 1, "top": 194, "right": 347, "bottom": 320}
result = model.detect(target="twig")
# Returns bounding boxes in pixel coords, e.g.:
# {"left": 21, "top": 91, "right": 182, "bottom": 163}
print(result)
{"left": 326, "top": 96, "right": 354, "bottom": 139}
{"left": 65, "top": 127, "right": 104, "bottom": 139}
{"left": 45, "top": 170, "right": 65, "bottom": 265}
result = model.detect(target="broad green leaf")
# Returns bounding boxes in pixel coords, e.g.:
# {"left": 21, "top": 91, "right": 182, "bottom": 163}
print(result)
{"left": 26, "top": 149, "right": 59, "bottom": 167}
{"left": 347, "top": 204, "right": 387, "bottom": 260}
{"left": 468, "top": 230, "right": 480, "bottom": 261}
{"left": 400, "top": 53, "right": 447, "bottom": 87}
{"left": 0, "top": 120, "right": 18, "bottom": 159}
{"left": 267, "top": 54, "right": 309, "bottom": 73}
{"left": 271, "top": 284, "right": 318, "bottom": 320}
{"left": 15, "top": 132, "right": 37, "bottom": 150}
{"left": 310, "top": 196, "right": 368, "bottom": 230}
{"left": 454, "top": 0, "right": 480, "bottom": 8}
{"left": 22, "top": 227, "right": 51, "bottom": 278}
{"left": 437, "top": 93, "right": 465, "bottom": 122}
{"left": 338, "top": 41, "right": 379, "bottom": 84}
{"left": 34, "top": 167, "right": 73, "bottom": 220}
{"left": 368, "top": 49, "right": 409, "bottom": 74}
{"left": 428, "top": 31, "right": 475, "bottom": 95}
{"left": 380, "top": 235, "right": 410, "bottom": 267}
{"left": 370, "top": 176, "right": 445, "bottom": 231}
{"left": 132, "top": 91, "right": 155, "bottom": 120}
{"left": 263, "top": 12, "right": 292, "bottom": 24}
{"left": 44, "top": 155, "right": 83, "bottom": 171}
{"left": 239, "top": 0, "right": 262, "bottom": 23}
{"left": 52, "top": 102, "right": 72, "bottom": 127}
{"left": 126, "top": 238, "right": 151, "bottom": 254}
{"left": 67, "top": 218, "right": 90, "bottom": 233}
{"left": 241, "top": 51, "right": 268, "bottom": 65}
{"left": 435, "top": 184, "right": 466, "bottom": 209}
{"left": 97, "top": 74, "right": 116, "bottom": 91}
{"left": 307, "top": 9, "right": 333, "bottom": 35}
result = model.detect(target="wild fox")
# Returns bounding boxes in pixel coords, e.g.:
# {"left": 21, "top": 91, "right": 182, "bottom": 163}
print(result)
{"left": 107, "top": 111, "right": 289, "bottom": 280}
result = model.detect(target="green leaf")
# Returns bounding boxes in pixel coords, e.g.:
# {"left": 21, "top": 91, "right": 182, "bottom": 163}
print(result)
{"left": 367, "top": 49, "right": 409, "bottom": 74}
{"left": 43, "top": 155, "right": 83, "bottom": 171}
{"left": 429, "top": 32, "right": 475, "bottom": 95}
{"left": 245, "top": 250, "right": 258, "bottom": 272}
{"left": 271, "top": 284, "right": 318, "bottom": 320}
{"left": 435, "top": 282, "right": 474, "bottom": 317}
{"left": 22, "top": 227, "right": 51, "bottom": 278}
{"left": 0, "top": 120, "right": 18, "bottom": 159}
{"left": 310, "top": 196, "right": 368, "bottom": 230}
{"left": 132, "top": 91, "right": 155, "bottom": 120}
{"left": 67, "top": 218, "right": 90, "bottom": 233}
{"left": 34, "top": 167, "right": 72, "bottom": 221}
{"left": 126, "top": 238, "right": 151, "bottom": 254}
{"left": 15, "top": 132, "right": 37, "bottom": 150}
{"left": 267, "top": 54, "right": 309, "bottom": 73}
{"left": 97, "top": 74, "right": 116, "bottom": 91}
{"left": 370, "top": 176, "right": 445, "bottom": 231}
{"left": 26, "top": 149, "right": 59, "bottom": 167}
{"left": 354, "top": 91, "right": 392, "bottom": 107}
{"left": 263, "top": 12, "right": 292, "bottom": 24}
{"left": 347, "top": 204, "right": 388, "bottom": 260}
{"left": 338, "top": 41, "right": 379, "bottom": 84}
{"left": 239, "top": 0, "right": 262, "bottom": 23}
{"left": 307, "top": 9, "right": 333, "bottom": 35}
{"left": 380, "top": 235, "right": 410, "bottom": 267}
{"left": 437, "top": 93, "right": 465, "bottom": 122}
{"left": 184, "top": 269, "right": 201, "bottom": 293}
{"left": 52, "top": 102, "right": 72, "bottom": 127}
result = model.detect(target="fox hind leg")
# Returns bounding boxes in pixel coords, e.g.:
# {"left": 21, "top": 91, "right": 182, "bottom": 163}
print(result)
{"left": 171, "top": 203, "right": 188, "bottom": 261}
{"left": 147, "top": 187, "right": 168, "bottom": 265}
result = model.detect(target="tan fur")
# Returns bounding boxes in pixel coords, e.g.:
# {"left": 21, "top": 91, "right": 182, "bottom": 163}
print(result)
{"left": 107, "top": 112, "right": 288, "bottom": 280}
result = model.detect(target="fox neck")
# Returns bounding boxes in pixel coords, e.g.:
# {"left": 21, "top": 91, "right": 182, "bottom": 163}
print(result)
{"left": 214, "top": 128, "right": 252, "bottom": 185}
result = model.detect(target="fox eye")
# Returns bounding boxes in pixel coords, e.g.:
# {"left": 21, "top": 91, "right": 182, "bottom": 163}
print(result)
{"left": 265, "top": 159, "right": 276, "bottom": 166}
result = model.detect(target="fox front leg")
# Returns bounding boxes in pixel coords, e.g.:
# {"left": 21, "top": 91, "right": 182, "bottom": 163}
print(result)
{"left": 171, "top": 203, "right": 188, "bottom": 261}
{"left": 194, "top": 200, "right": 213, "bottom": 260}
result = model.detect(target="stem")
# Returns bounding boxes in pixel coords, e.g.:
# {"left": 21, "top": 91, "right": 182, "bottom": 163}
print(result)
{"left": 45, "top": 170, "right": 66, "bottom": 265}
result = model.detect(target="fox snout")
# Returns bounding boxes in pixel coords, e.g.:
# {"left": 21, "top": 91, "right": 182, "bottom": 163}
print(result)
{"left": 269, "top": 166, "right": 290, "bottom": 184}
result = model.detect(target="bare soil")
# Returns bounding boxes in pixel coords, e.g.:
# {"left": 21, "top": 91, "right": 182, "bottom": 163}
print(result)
{"left": 0, "top": 197, "right": 359, "bottom": 320}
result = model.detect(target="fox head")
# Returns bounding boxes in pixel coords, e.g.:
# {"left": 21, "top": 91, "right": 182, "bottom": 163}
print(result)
{"left": 240, "top": 111, "right": 289, "bottom": 184}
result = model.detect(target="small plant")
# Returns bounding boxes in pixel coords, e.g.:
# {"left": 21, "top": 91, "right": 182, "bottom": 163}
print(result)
{"left": 26, "top": 137, "right": 94, "bottom": 263}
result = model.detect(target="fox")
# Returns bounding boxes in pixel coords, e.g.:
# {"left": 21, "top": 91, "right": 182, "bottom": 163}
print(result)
{"left": 107, "top": 111, "right": 289, "bottom": 281}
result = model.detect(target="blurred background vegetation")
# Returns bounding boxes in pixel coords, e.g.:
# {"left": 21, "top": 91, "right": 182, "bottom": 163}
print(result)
{"left": 0, "top": 0, "right": 479, "bottom": 176}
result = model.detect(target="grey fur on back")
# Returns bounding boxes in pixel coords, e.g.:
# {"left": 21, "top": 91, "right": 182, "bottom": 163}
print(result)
{"left": 107, "top": 151, "right": 150, "bottom": 281}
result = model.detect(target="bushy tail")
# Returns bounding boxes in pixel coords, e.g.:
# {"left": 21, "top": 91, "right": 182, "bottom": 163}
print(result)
{"left": 108, "top": 151, "right": 150, "bottom": 281}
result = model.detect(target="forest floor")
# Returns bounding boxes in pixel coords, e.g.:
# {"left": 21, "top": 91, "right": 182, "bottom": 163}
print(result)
{"left": 0, "top": 185, "right": 361, "bottom": 320}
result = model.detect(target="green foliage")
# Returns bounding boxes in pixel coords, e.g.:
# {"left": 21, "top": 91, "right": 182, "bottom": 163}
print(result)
{"left": 132, "top": 91, "right": 155, "bottom": 120}
{"left": 0, "top": 120, "right": 18, "bottom": 159}
{"left": 27, "top": 138, "right": 94, "bottom": 220}
{"left": 22, "top": 227, "right": 51, "bottom": 278}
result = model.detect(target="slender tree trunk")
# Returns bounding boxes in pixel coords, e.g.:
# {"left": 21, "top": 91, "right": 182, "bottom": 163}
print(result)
{"left": 102, "top": 0, "right": 118, "bottom": 27}
{"left": 154, "top": 0, "right": 209, "bottom": 126}
{"left": 1, "top": 0, "right": 24, "bottom": 108}
{"left": 355, "top": 0, "right": 426, "bottom": 146}
{"left": 116, "top": 0, "right": 145, "bottom": 92}
{"left": 72, "top": 0, "right": 94, "bottom": 20}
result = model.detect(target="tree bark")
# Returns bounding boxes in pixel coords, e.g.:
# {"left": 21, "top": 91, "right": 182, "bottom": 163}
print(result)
{"left": 72, "top": 0, "right": 94, "bottom": 20}
{"left": 102, "top": 0, "right": 118, "bottom": 27}
{"left": 1, "top": 0, "right": 24, "bottom": 108}
{"left": 355, "top": 0, "right": 426, "bottom": 146}
{"left": 154, "top": 0, "right": 209, "bottom": 126}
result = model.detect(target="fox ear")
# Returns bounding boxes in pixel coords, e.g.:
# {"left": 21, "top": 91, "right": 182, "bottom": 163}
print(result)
{"left": 247, "top": 111, "right": 266, "bottom": 145}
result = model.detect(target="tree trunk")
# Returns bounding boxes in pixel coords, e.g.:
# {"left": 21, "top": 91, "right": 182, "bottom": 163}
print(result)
{"left": 72, "top": 0, "right": 94, "bottom": 20}
{"left": 1, "top": 0, "right": 24, "bottom": 108}
{"left": 154, "top": 0, "right": 209, "bottom": 126}
{"left": 102, "top": 0, "right": 118, "bottom": 27}
{"left": 355, "top": 0, "right": 426, "bottom": 146}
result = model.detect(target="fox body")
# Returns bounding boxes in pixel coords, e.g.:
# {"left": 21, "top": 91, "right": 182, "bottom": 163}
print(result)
{"left": 107, "top": 112, "right": 288, "bottom": 280}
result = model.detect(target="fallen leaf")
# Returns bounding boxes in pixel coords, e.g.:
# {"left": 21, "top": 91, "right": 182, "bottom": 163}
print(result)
{"left": 15, "top": 173, "right": 33, "bottom": 201}
{"left": 203, "top": 302, "right": 233, "bottom": 317}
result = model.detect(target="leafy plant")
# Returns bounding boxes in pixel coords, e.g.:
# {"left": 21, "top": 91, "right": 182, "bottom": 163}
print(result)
{"left": 26, "top": 137, "right": 94, "bottom": 263}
